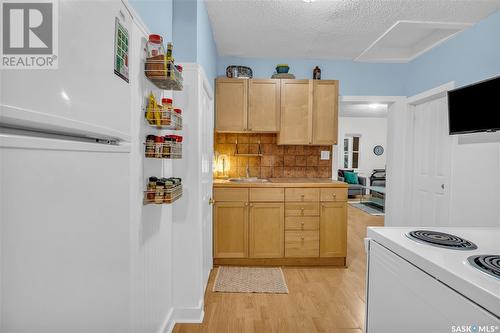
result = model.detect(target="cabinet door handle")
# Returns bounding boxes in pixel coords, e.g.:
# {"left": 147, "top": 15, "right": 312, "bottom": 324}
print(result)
{"left": 209, "top": 198, "right": 215, "bottom": 205}
{"left": 301, "top": 237, "right": 305, "bottom": 241}
{"left": 300, "top": 194, "right": 305, "bottom": 201}
{"left": 245, "top": 202, "right": 249, "bottom": 206}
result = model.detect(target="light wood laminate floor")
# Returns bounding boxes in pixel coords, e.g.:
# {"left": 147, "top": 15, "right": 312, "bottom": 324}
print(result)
{"left": 173, "top": 206, "right": 384, "bottom": 333}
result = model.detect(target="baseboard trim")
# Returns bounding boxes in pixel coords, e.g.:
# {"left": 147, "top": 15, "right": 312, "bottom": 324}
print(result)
{"left": 162, "top": 299, "right": 205, "bottom": 333}
{"left": 159, "top": 308, "right": 174, "bottom": 333}
{"left": 214, "top": 257, "right": 346, "bottom": 267}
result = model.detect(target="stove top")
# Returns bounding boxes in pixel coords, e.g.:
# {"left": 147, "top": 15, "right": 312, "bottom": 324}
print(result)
{"left": 406, "top": 230, "right": 478, "bottom": 250}
{"left": 468, "top": 255, "right": 500, "bottom": 280}
{"left": 367, "top": 227, "right": 500, "bottom": 317}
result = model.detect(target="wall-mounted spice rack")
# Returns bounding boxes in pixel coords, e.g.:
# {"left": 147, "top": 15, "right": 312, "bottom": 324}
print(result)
{"left": 144, "top": 136, "right": 182, "bottom": 159}
{"left": 144, "top": 183, "right": 182, "bottom": 205}
{"left": 145, "top": 58, "right": 183, "bottom": 90}
{"left": 145, "top": 108, "right": 182, "bottom": 130}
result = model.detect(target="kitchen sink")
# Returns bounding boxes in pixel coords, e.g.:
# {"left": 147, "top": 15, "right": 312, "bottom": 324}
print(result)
{"left": 228, "top": 177, "right": 270, "bottom": 183}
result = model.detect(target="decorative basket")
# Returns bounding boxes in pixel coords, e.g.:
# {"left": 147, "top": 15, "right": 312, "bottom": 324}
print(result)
{"left": 226, "top": 65, "right": 253, "bottom": 79}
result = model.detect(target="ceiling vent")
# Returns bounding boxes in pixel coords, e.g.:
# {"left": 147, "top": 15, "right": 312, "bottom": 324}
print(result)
{"left": 355, "top": 20, "right": 472, "bottom": 63}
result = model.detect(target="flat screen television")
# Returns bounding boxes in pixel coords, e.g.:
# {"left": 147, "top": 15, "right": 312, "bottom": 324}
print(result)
{"left": 447, "top": 76, "right": 500, "bottom": 135}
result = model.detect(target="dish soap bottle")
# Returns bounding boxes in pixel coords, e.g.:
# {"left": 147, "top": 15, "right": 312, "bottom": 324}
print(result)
{"left": 313, "top": 66, "right": 321, "bottom": 80}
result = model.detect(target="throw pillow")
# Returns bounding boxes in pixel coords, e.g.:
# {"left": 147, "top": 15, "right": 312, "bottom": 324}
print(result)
{"left": 343, "top": 171, "right": 359, "bottom": 184}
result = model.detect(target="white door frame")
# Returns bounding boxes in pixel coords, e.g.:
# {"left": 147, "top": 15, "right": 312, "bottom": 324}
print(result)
{"left": 399, "top": 82, "right": 455, "bottom": 227}
{"left": 338, "top": 96, "right": 405, "bottom": 225}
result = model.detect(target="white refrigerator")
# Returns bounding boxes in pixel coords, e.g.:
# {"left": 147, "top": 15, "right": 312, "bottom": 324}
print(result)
{"left": 1, "top": 1, "right": 140, "bottom": 331}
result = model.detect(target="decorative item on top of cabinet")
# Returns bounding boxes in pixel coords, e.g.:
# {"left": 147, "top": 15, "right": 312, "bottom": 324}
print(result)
{"left": 313, "top": 66, "right": 321, "bottom": 80}
{"left": 144, "top": 34, "right": 183, "bottom": 90}
{"left": 226, "top": 65, "right": 253, "bottom": 78}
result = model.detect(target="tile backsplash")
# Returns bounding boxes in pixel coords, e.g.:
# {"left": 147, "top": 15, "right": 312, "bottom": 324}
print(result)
{"left": 215, "top": 133, "right": 332, "bottom": 178}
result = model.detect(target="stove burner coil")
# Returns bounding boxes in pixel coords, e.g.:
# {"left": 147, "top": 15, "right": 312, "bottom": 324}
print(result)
{"left": 468, "top": 255, "right": 500, "bottom": 279}
{"left": 406, "top": 230, "right": 478, "bottom": 250}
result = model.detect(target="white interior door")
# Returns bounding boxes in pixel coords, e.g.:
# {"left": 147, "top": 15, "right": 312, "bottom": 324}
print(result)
{"left": 200, "top": 77, "right": 214, "bottom": 286}
{"left": 410, "top": 96, "right": 452, "bottom": 226}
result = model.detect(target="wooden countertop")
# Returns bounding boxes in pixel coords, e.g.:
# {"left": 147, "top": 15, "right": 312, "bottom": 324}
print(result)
{"left": 213, "top": 178, "right": 348, "bottom": 188}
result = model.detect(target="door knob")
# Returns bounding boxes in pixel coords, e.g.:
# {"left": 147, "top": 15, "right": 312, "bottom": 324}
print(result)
{"left": 441, "top": 184, "right": 445, "bottom": 190}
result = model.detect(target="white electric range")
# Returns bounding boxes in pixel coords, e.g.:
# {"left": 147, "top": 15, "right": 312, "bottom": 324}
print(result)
{"left": 365, "top": 227, "right": 500, "bottom": 333}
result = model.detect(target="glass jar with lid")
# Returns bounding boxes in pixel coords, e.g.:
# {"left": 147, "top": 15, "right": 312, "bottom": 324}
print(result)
{"left": 146, "top": 34, "right": 165, "bottom": 58}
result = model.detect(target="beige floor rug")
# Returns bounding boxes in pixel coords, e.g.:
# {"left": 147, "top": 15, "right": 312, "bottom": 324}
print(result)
{"left": 213, "top": 266, "right": 289, "bottom": 294}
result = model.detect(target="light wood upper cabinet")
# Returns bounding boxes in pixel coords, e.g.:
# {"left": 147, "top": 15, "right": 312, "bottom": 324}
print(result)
{"left": 214, "top": 202, "right": 248, "bottom": 258}
{"left": 248, "top": 80, "right": 281, "bottom": 132}
{"left": 320, "top": 202, "right": 347, "bottom": 257}
{"left": 215, "top": 79, "right": 248, "bottom": 132}
{"left": 215, "top": 78, "right": 338, "bottom": 142}
{"left": 278, "top": 80, "right": 313, "bottom": 145}
{"left": 312, "top": 80, "right": 339, "bottom": 145}
{"left": 249, "top": 203, "right": 284, "bottom": 258}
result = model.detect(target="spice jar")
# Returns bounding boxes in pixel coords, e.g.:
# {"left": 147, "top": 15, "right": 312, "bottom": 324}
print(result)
{"left": 160, "top": 98, "right": 172, "bottom": 126}
{"left": 162, "top": 135, "right": 171, "bottom": 158}
{"left": 145, "top": 34, "right": 166, "bottom": 79}
{"left": 147, "top": 34, "right": 165, "bottom": 58}
{"left": 173, "top": 108, "right": 182, "bottom": 128}
{"left": 166, "top": 42, "right": 173, "bottom": 60}
{"left": 155, "top": 180, "right": 165, "bottom": 204}
{"left": 147, "top": 177, "right": 157, "bottom": 202}
{"left": 154, "top": 136, "right": 164, "bottom": 158}
{"left": 145, "top": 135, "right": 156, "bottom": 158}
{"left": 163, "top": 178, "right": 175, "bottom": 203}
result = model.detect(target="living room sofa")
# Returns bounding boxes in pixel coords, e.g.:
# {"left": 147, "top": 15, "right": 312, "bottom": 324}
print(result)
{"left": 338, "top": 170, "right": 367, "bottom": 197}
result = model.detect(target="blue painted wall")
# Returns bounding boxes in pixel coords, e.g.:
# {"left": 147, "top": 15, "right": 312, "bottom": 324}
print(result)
{"left": 196, "top": 0, "right": 218, "bottom": 85}
{"left": 218, "top": 57, "right": 407, "bottom": 96}
{"left": 218, "top": 11, "right": 500, "bottom": 96}
{"left": 130, "top": 1, "right": 499, "bottom": 96}
{"left": 129, "top": 0, "right": 173, "bottom": 41}
{"left": 405, "top": 10, "right": 500, "bottom": 96}
{"left": 172, "top": 0, "right": 197, "bottom": 63}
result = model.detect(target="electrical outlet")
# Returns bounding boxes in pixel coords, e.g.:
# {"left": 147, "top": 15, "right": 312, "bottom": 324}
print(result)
{"left": 320, "top": 151, "right": 330, "bottom": 160}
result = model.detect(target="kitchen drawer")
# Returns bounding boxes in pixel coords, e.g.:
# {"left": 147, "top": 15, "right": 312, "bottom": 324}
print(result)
{"left": 249, "top": 188, "right": 284, "bottom": 202}
{"left": 320, "top": 188, "right": 347, "bottom": 202}
{"left": 285, "top": 216, "right": 319, "bottom": 230}
{"left": 285, "top": 188, "right": 320, "bottom": 202}
{"left": 285, "top": 202, "right": 320, "bottom": 216}
{"left": 214, "top": 188, "right": 249, "bottom": 202}
{"left": 285, "top": 230, "right": 319, "bottom": 257}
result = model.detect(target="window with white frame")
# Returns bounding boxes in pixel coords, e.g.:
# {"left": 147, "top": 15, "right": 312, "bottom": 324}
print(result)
{"left": 343, "top": 135, "right": 360, "bottom": 169}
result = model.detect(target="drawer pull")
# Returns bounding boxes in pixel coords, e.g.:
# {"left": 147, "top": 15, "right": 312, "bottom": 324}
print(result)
{"left": 301, "top": 237, "right": 305, "bottom": 241}
{"left": 300, "top": 194, "right": 305, "bottom": 201}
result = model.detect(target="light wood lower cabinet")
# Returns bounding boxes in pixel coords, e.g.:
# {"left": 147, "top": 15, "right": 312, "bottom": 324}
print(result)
{"left": 213, "top": 202, "right": 248, "bottom": 258}
{"left": 213, "top": 186, "right": 347, "bottom": 265}
{"left": 285, "top": 230, "right": 319, "bottom": 257}
{"left": 249, "top": 203, "right": 284, "bottom": 258}
{"left": 320, "top": 202, "right": 347, "bottom": 257}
